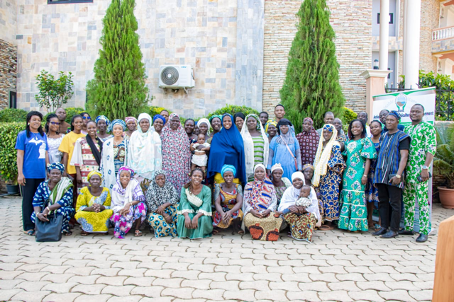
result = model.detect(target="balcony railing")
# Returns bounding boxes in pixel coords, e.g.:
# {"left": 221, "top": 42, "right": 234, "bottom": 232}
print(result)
{"left": 433, "top": 26, "right": 454, "bottom": 41}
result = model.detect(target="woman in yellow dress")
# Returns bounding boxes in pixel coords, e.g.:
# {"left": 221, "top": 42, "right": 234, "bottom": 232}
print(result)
{"left": 75, "top": 171, "right": 113, "bottom": 235}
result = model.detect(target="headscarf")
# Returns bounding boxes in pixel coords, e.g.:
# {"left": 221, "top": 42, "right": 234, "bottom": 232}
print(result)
{"left": 145, "top": 170, "right": 178, "bottom": 213}
{"left": 153, "top": 114, "right": 166, "bottom": 125}
{"left": 302, "top": 164, "right": 314, "bottom": 172}
{"left": 47, "top": 163, "right": 65, "bottom": 173}
{"left": 271, "top": 163, "right": 284, "bottom": 174}
{"left": 108, "top": 119, "right": 126, "bottom": 132}
{"left": 313, "top": 124, "right": 340, "bottom": 187}
{"left": 87, "top": 171, "right": 102, "bottom": 182}
{"left": 209, "top": 115, "right": 222, "bottom": 124}
{"left": 197, "top": 118, "right": 211, "bottom": 136}
{"left": 266, "top": 121, "right": 277, "bottom": 133}
{"left": 118, "top": 166, "right": 135, "bottom": 178}
{"left": 221, "top": 164, "right": 236, "bottom": 178}
{"left": 233, "top": 112, "right": 245, "bottom": 123}
{"left": 207, "top": 113, "right": 247, "bottom": 184}
{"left": 160, "top": 113, "right": 191, "bottom": 193}
{"left": 111, "top": 166, "right": 145, "bottom": 212}
{"left": 388, "top": 110, "right": 401, "bottom": 121}
{"left": 96, "top": 115, "right": 110, "bottom": 126}
{"left": 244, "top": 164, "right": 275, "bottom": 214}
{"left": 296, "top": 117, "right": 319, "bottom": 166}
{"left": 291, "top": 171, "right": 305, "bottom": 182}
{"left": 125, "top": 117, "right": 137, "bottom": 125}
{"left": 240, "top": 114, "right": 269, "bottom": 179}
{"left": 276, "top": 118, "right": 294, "bottom": 145}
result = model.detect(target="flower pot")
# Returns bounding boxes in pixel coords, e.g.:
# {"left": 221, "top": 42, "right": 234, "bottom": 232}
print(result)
{"left": 6, "top": 184, "right": 19, "bottom": 195}
{"left": 438, "top": 187, "right": 454, "bottom": 209}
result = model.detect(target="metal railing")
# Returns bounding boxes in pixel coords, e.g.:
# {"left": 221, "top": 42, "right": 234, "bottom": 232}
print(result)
{"left": 432, "top": 26, "right": 454, "bottom": 41}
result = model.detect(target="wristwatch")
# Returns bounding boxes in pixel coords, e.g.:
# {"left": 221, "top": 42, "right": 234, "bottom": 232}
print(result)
{"left": 395, "top": 175, "right": 401, "bottom": 179}
{"left": 422, "top": 165, "right": 429, "bottom": 170}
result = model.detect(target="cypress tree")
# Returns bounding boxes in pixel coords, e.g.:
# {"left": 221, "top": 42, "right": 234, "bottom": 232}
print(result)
{"left": 280, "top": 0, "right": 345, "bottom": 132}
{"left": 86, "top": 0, "right": 149, "bottom": 119}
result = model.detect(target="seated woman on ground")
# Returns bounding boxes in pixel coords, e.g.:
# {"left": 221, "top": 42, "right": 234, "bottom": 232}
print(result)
{"left": 75, "top": 171, "right": 113, "bottom": 236}
{"left": 31, "top": 163, "right": 75, "bottom": 236}
{"left": 110, "top": 167, "right": 147, "bottom": 239}
{"left": 213, "top": 165, "right": 244, "bottom": 235}
{"left": 146, "top": 170, "right": 179, "bottom": 238}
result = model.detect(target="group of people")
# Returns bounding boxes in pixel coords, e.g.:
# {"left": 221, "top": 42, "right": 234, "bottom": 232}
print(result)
{"left": 15, "top": 103, "right": 436, "bottom": 243}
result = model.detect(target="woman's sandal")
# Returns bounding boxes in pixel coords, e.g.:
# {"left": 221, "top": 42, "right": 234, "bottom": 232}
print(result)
{"left": 319, "top": 224, "right": 334, "bottom": 231}
{"left": 80, "top": 230, "right": 89, "bottom": 236}
{"left": 64, "top": 231, "right": 73, "bottom": 236}
{"left": 213, "top": 229, "right": 220, "bottom": 235}
{"left": 134, "top": 230, "right": 143, "bottom": 237}
{"left": 24, "top": 229, "right": 35, "bottom": 236}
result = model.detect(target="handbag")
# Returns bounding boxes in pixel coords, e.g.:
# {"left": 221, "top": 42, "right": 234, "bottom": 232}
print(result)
{"left": 284, "top": 141, "right": 298, "bottom": 170}
{"left": 35, "top": 213, "right": 63, "bottom": 242}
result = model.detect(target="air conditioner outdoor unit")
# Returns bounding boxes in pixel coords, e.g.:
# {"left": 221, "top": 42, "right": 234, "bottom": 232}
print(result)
{"left": 159, "top": 65, "right": 195, "bottom": 90}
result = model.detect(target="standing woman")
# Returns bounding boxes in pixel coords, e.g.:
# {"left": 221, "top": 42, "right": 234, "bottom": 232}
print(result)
{"left": 266, "top": 121, "right": 277, "bottom": 143}
{"left": 96, "top": 115, "right": 112, "bottom": 142}
{"left": 184, "top": 119, "right": 197, "bottom": 143}
{"left": 128, "top": 113, "right": 162, "bottom": 180}
{"left": 80, "top": 112, "right": 91, "bottom": 135}
{"left": 208, "top": 115, "right": 222, "bottom": 143}
{"left": 152, "top": 114, "right": 166, "bottom": 136}
{"left": 161, "top": 113, "right": 191, "bottom": 193}
{"left": 313, "top": 124, "right": 346, "bottom": 230}
{"left": 124, "top": 117, "right": 137, "bottom": 140}
{"left": 269, "top": 163, "right": 292, "bottom": 206}
{"left": 241, "top": 114, "right": 269, "bottom": 181}
{"left": 267, "top": 118, "right": 302, "bottom": 180}
{"left": 110, "top": 167, "right": 147, "bottom": 238}
{"left": 101, "top": 119, "right": 129, "bottom": 190}
{"left": 70, "top": 121, "right": 103, "bottom": 191}
{"left": 197, "top": 118, "right": 211, "bottom": 141}
{"left": 45, "top": 113, "right": 65, "bottom": 164}
{"left": 338, "top": 120, "right": 376, "bottom": 232}
{"left": 365, "top": 120, "right": 382, "bottom": 228}
{"left": 15, "top": 111, "right": 49, "bottom": 236}
{"left": 207, "top": 114, "right": 247, "bottom": 185}
{"left": 234, "top": 112, "right": 246, "bottom": 132}
{"left": 296, "top": 117, "right": 319, "bottom": 166}
{"left": 177, "top": 168, "right": 213, "bottom": 239}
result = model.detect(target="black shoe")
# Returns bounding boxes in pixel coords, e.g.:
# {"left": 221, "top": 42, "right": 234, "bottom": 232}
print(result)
{"left": 372, "top": 227, "right": 387, "bottom": 236}
{"left": 381, "top": 230, "right": 398, "bottom": 238}
{"left": 398, "top": 229, "right": 414, "bottom": 235}
{"left": 416, "top": 234, "right": 428, "bottom": 243}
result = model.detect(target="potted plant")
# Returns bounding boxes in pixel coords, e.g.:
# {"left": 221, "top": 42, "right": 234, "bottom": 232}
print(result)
{"left": 434, "top": 123, "right": 454, "bottom": 208}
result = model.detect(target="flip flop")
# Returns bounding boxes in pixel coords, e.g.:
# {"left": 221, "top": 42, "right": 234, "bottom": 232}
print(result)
{"left": 134, "top": 230, "right": 143, "bottom": 237}
{"left": 24, "top": 229, "right": 35, "bottom": 236}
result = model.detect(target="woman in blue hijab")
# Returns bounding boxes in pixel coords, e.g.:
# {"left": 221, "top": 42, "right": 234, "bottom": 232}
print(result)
{"left": 207, "top": 114, "right": 247, "bottom": 185}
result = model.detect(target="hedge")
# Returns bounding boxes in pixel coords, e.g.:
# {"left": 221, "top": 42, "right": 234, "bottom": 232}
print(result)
{"left": 206, "top": 105, "right": 260, "bottom": 121}
{"left": 0, "top": 108, "right": 28, "bottom": 123}
{"left": 0, "top": 122, "right": 23, "bottom": 183}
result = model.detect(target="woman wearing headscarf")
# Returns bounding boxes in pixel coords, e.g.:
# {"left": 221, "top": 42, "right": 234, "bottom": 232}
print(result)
{"left": 269, "top": 163, "right": 292, "bottom": 205}
{"left": 277, "top": 171, "right": 320, "bottom": 242}
{"left": 75, "top": 171, "right": 113, "bottom": 235}
{"left": 124, "top": 117, "right": 137, "bottom": 140}
{"left": 128, "top": 113, "right": 162, "bottom": 180}
{"left": 296, "top": 117, "right": 320, "bottom": 166}
{"left": 152, "top": 114, "right": 166, "bottom": 136}
{"left": 208, "top": 115, "right": 222, "bottom": 143}
{"left": 213, "top": 165, "right": 244, "bottom": 233}
{"left": 233, "top": 112, "right": 246, "bottom": 132}
{"left": 302, "top": 164, "right": 324, "bottom": 222}
{"left": 241, "top": 114, "right": 269, "bottom": 182}
{"left": 266, "top": 121, "right": 278, "bottom": 143}
{"left": 160, "top": 113, "right": 191, "bottom": 193}
{"left": 313, "top": 124, "right": 346, "bottom": 230}
{"left": 267, "top": 118, "right": 302, "bottom": 180}
{"left": 96, "top": 115, "right": 113, "bottom": 142}
{"left": 110, "top": 167, "right": 147, "bottom": 238}
{"left": 101, "top": 119, "right": 129, "bottom": 191}
{"left": 243, "top": 164, "right": 282, "bottom": 241}
{"left": 197, "top": 118, "right": 211, "bottom": 140}
{"left": 177, "top": 168, "right": 213, "bottom": 239}
{"left": 70, "top": 120, "right": 103, "bottom": 191}
{"left": 31, "top": 163, "right": 75, "bottom": 236}
{"left": 207, "top": 113, "right": 247, "bottom": 185}
{"left": 146, "top": 170, "right": 179, "bottom": 238}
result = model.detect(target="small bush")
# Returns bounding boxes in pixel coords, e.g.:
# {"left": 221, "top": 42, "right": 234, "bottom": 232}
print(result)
{"left": 0, "top": 108, "right": 28, "bottom": 123}
{"left": 343, "top": 107, "right": 357, "bottom": 126}
{"left": 0, "top": 122, "right": 24, "bottom": 183}
{"left": 206, "top": 105, "right": 260, "bottom": 120}
{"left": 148, "top": 106, "right": 172, "bottom": 118}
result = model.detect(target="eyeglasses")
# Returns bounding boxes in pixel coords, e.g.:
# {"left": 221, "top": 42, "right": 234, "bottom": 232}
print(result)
{"left": 82, "top": 116, "right": 91, "bottom": 120}
{"left": 50, "top": 122, "right": 61, "bottom": 125}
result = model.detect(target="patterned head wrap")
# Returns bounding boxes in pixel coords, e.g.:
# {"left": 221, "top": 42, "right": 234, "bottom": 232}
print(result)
{"left": 47, "top": 163, "right": 65, "bottom": 173}
{"left": 244, "top": 114, "right": 261, "bottom": 130}
{"left": 388, "top": 111, "right": 401, "bottom": 121}
{"left": 125, "top": 117, "right": 137, "bottom": 124}
{"left": 291, "top": 171, "right": 305, "bottom": 182}
{"left": 108, "top": 119, "right": 127, "bottom": 132}
{"left": 322, "top": 124, "right": 334, "bottom": 132}
{"left": 221, "top": 164, "right": 236, "bottom": 178}
{"left": 95, "top": 115, "right": 110, "bottom": 126}
{"left": 209, "top": 115, "right": 222, "bottom": 124}
{"left": 303, "top": 117, "right": 314, "bottom": 125}
{"left": 266, "top": 121, "right": 277, "bottom": 133}
{"left": 302, "top": 164, "right": 314, "bottom": 172}
{"left": 153, "top": 114, "right": 166, "bottom": 125}
{"left": 271, "top": 163, "right": 284, "bottom": 174}
{"left": 87, "top": 171, "right": 102, "bottom": 181}
{"left": 118, "top": 166, "right": 134, "bottom": 178}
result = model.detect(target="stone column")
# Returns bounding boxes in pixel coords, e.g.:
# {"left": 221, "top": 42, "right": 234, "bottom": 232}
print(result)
{"left": 360, "top": 70, "right": 392, "bottom": 120}
{"left": 403, "top": 0, "right": 421, "bottom": 89}
{"left": 379, "top": 0, "right": 389, "bottom": 75}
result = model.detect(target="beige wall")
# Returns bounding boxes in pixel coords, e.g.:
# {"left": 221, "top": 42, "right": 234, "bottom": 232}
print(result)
{"left": 0, "top": 0, "right": 17, "bottom": 45}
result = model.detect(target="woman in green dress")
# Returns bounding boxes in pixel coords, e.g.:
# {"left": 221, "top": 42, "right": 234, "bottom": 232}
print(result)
{"left": 338, "top": 120, "right": 377, "bottom": 232}
{"left": 177, "top": 168, "right": 213, "bottom": 239}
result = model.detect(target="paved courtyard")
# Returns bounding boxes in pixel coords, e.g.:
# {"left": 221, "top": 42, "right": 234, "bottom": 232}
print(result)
{"left": 0, "top": 196, "right": 452, "bottom": 302}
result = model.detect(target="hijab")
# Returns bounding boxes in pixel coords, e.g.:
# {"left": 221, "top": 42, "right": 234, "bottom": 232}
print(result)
{"left": 145, "top": 170, "right": 178, "bottom": 213}
{"left": 207, "top": 113, "right": 247, "bottom": 184}
{"left": 313, "top": 124, "right": 340, "bottom": 187}
{"left": 197, "top": 118, "right": 211, "bottom": 136}
{"left": 240, "top": 114, "right": 269, "bottom": 179}
{"left": 276, "top": 118, "right": 294, "bottom": 145}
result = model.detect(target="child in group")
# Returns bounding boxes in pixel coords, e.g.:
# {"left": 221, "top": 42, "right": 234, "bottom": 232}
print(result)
{"left": 190, "top": 133, "right": 210, "bottom": 175}
{"left": 277, "top": 185, "right": 312, "bottom": 216}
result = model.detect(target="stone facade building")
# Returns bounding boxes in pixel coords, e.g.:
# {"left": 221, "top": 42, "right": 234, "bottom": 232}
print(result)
{"left": 0, "top": 0, "right": 446, "bottom": 117}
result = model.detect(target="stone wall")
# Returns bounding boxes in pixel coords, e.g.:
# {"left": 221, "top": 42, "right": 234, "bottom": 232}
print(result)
{"left": 0, "top": 0, "right": 17, "bottom": 45}
{"left": 0, "top": 39, "right": 17, "bottom": 109}
{"left": 262, "top": 0, "right": 373, "bottom": 116}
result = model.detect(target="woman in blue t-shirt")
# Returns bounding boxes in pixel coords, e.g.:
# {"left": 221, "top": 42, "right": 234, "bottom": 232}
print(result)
{"left": 15, "top": 111, "right": 49, "bottom": 236}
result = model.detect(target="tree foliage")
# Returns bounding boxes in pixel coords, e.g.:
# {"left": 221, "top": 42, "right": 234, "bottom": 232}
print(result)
{"left": 35, "top": 70, "right": 74, "bottom": 112}
{"left": 0, "top": 123, "right": 23, "bottom": 183}
{"left": 86, "top": 0, "right": 149, "bottom": 119}
{"left": 280, "top": 0, "right": 345, "bottom": 132}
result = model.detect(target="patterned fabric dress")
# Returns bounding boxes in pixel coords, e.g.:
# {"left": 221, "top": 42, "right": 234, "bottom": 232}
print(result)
{"left": 403, "top": 122, "right": 437, "bottom": 235}
{"left": 30, "top": 179, "right": 75, "bottom": 233}
{"left": 70, "top": 138, "right": 101, "bottom": 191}
{"left": 213, "top": 183, "right": 244, "bottom": 228}
{"left": 318, "top": 145, "right": 345, "bottom": 222}
{"left": 75, "top": 187, "right": 113, "bottom": 233}
{"left": 338, "top": 138, "right": 377, "bottom": 232}
{"left": 296, "top": 127, "right": 319, "bottom": 166}
{"left": 365, "top": 142, "right": 380, "bottom": 205}
{"left": 161, "top": 113, "right": 191, "bottom": 193}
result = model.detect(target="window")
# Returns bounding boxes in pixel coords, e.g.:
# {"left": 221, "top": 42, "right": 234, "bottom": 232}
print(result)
{"left": 9, "top": 91, "right": 16, "bottom": 109}
{"left": 377, "top": 13, "right": 394, "bottom": 24}
{"left": 48, "top": 0, "right": 93, "bottom": 4}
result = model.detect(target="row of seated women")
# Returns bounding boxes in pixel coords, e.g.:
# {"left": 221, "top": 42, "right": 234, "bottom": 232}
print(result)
{"left": 33, "top": 162, "right": 320, "bottom": 242}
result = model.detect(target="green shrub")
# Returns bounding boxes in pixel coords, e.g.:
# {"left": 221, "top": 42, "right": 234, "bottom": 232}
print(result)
{"left": 0, "top": 122, "right": 24, "bottom": 183}
{"left": 43, "top": 107, "right": 86, "bottom": 124}
{"left": 148, "top": 106, "right": 172, "bottom": 118}
{"left": 205, "top": 105, "right": 260, "bottom": 120}
{"left": 0, "top": 108, "right": 28, "bottom": 123}
{"left": 343, "top": 107, "right": 357, "bottom": 126}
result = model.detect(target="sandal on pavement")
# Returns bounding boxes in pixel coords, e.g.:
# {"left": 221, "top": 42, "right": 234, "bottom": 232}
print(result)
{"left": 24, "top": 229, "right": 35, "bottom": 236}
{"left": 134, "top": 230, "right": 143, "bottom": 237}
